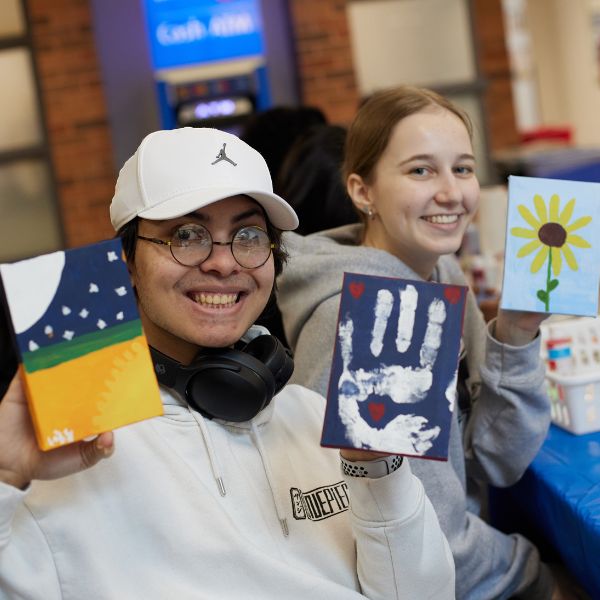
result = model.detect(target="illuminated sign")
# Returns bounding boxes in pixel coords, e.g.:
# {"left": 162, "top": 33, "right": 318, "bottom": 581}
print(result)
{"left": 177, "top": 96, "right": 254, "bottom": 126}
{"left": 144, "top": 0, "right": 264, "bottom": 70}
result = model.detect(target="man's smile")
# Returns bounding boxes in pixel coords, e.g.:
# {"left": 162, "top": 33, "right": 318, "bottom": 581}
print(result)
{"left": 189, "top": 291, "right": 240, "bottom": 308}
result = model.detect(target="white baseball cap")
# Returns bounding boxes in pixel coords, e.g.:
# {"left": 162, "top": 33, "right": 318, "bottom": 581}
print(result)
{"left": 110, "top": 127, "right": 299, "bottom": 231}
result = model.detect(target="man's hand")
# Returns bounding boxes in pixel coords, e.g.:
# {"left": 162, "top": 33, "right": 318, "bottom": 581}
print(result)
{"left": 0, "top": 373, "right": 114, "bottom": 489}
{"left": 340, "top": 448, "right": 394, "bottom": 461}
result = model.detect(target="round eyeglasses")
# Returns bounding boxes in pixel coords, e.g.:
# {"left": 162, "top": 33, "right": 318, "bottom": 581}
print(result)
{"left": 137, "top": 224, "right": 275, "bottom": 269}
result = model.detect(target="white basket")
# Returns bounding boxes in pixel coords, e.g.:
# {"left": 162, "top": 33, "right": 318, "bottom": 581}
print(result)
{"left": 546, "top": 371, "right": 600, "bottom": 434}
{"left": 541, "top": 317, "right": 600, "bottom": 435}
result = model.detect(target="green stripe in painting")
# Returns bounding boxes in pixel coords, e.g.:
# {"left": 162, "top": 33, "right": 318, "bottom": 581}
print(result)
{"left": 22, "top": 320, "right": 143, "bottom": 373}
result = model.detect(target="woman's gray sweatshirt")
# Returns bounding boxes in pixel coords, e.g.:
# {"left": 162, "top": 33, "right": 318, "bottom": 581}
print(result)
{"left": 277, "top": 224, "right": 553, "bottom": 600}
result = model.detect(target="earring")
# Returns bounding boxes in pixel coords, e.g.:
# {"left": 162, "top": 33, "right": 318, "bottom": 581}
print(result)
{"left": 362, "top": 206, "right": 375, "bottom": 220}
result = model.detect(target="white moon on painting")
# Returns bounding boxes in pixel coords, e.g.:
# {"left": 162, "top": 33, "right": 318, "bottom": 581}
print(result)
{"left": 0, "top": 251, "right": 65, "bottom": 334}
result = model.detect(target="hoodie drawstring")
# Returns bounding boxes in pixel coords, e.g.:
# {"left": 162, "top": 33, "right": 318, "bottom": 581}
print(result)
{"left": 188, "top": 408, "right": 226, "bottom": 497}
{"left": 251, "top": 421, "right": 289, "bottom": 537}
{"left": 187, "top": 407, "right": 289, "bottom": 537}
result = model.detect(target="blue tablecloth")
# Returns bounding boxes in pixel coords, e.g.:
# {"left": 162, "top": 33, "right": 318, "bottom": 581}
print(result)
{"left": 490, "top": 425, "right": 600, "bottom": 598}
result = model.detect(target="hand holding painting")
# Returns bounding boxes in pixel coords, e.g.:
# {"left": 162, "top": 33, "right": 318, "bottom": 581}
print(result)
{"left": 495, "top": 307, "right": 550, "bottom": 347}
{"left": 0, "top": 374, "right": 114, "bottom": 489}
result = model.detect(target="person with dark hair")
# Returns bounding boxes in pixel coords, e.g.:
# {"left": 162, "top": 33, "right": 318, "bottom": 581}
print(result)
{"left": 257, "top": 124, "right": 359, "bottom": 346}
{"left": 0, "top": 301, "right": 17, "bottom": 399}
{"left": 277, "top": 124, "right": 359, "bottom": 236}
{"left": 241, "top": 105, "right": 327, "bottom": 188}
{"left": 277, "top": 86, "right": 574, "bottom": 599}
{"left": 0, "top": 127, "right": 455, "bottom": 598}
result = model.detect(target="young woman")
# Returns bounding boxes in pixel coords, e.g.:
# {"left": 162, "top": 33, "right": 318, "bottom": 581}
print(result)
{"left": 277, "top": 86, "right": 571, "bottom": 599}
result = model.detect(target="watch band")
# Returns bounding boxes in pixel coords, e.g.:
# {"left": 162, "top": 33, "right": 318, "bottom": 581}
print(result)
{"left": 340, "top": 455, "right": 403, "bottom": 479}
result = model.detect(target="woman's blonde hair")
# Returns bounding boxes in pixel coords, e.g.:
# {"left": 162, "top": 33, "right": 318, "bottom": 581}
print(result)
{"left": 343, "top": 85, "right": 473, "bottom": 185}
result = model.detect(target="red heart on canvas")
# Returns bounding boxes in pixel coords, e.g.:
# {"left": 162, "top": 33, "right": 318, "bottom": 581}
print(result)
{"left": 368, "top": 402, "right": 385, "bottom": 422}
{"left": 348, "top": 281, "right": 365, "bottom": 299}
{"left": 444, "top": 286, "right": 462, "bottom": 305}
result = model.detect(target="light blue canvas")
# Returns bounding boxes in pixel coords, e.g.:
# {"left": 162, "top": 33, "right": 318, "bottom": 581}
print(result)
{"left": 501, "top": 175, "right": 600, "bottom": 316}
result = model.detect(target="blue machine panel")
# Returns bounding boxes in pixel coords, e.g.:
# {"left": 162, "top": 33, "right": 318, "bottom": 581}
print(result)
{"left": 143, "top": 0, "right": 264, "bottom": 70}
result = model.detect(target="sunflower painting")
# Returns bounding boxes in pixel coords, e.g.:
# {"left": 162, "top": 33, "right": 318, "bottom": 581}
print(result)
{"left": 501, "top": 176, "right": 600, "bottom": 317}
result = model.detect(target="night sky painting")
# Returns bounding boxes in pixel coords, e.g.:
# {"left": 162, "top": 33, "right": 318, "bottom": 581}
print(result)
{"left": 1, "top": 239, "right": 139, "bottom": 370}
{"left": 322, "top": 273, "right": 467, "bottom": 460}
{"left": 0, "top": 239, "right": 162, "bottom": 450}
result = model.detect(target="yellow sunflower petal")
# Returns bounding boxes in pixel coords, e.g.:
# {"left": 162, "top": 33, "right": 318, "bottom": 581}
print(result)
{"left": 566, "top": 234, "right": 591, "bottom": 248}
{"left": 562, "top": 244, "right": 579, "bottom": 271}
{"left": 566, "top": 215, "right": 592, "bottom": 233}
{"left": 530, "top": 245, "right": 549, "bottom": 273}
{"left": 518, "top": 204, "right": 541, "bottom": 230}
{"left": 517, "top": 239, "right": 542, "bottom": 257}
{"left": 549, "top": 194, "right": 560, "bottom": 222}
{"left": 510, "top": 227, "right": 537, "bottom": 239}
{"left": 558, "top": 198, "right": 575, "bottom": 226}
{"left": 551, "top": 247, "right": 562, "bottom": 276}
{"left": 534, "top": 194, "right": 548, "bottom": 223}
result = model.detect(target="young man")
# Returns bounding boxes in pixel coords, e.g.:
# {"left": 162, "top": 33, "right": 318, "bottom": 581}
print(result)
{"left": 0, "top": 127, "right": 454, "bottom": 599}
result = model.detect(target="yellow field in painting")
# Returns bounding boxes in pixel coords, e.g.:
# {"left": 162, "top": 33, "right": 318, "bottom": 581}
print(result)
{"left": 23, "top": 336, "right": 163, "bottom": 450}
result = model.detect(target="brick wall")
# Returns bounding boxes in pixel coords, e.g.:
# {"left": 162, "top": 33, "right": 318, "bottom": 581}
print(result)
{"left": 287, "top": 0, "right": 360, "bottom": 126}
{"left": 472, "top": 0, "right": 520, "bottom": 151}
{"left": 25, "top": 0, "right": 116, "bottom": 248}
{"left": 288, "top": 0, "right": 518, "bottom": 148}
{"left": 24, "top": 0, "right": 516, "bottom": 248}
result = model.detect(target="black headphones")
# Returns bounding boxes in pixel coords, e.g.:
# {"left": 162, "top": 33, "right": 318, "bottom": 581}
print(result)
{"left": 150, "top": 335, "right": 294, "bottom": 422}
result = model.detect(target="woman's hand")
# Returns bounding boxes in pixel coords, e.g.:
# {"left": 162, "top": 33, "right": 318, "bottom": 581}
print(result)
{"left": 494, "top": 308, "right": 549, "bottom": 347}
{"left": 0, "top": 373, "right": 114, "bottom": 489}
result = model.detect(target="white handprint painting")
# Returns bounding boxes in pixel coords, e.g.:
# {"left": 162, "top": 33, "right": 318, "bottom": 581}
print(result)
{"left": 322, "top": 273, "right": 467, "bottom": 459}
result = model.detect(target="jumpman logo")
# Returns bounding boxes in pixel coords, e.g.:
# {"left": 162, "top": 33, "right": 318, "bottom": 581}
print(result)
{"left": 211, "top": 143, "right": 237, "bottom": 166}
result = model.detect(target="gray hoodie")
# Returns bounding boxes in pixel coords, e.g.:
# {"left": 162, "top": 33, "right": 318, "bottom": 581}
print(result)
{"left": 277, "top": 224, "right": 553, "bottom": 600}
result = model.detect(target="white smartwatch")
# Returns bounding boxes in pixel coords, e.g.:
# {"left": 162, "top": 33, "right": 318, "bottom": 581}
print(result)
{"left": 340, "top": 455, "right": 403, "bottom": 479}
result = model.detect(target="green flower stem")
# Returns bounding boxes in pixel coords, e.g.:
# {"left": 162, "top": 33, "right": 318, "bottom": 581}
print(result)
{"left": 544, "top": 250, "right": 552, "bottom": 312}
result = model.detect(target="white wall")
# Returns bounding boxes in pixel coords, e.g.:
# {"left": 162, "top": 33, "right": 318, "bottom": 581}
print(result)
{"left": 345, "top": 0, "right": 492, "bottom": 183}
{"left": 527, "top": 0, "right": 600, "bottom": 146}
{"left": 347, "top": 0, "right": 475, "bottom": 94}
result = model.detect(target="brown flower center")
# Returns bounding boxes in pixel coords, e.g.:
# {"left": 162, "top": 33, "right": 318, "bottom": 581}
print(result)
{"left": 538, "top": 222, "right": 567, "bottom": 247}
